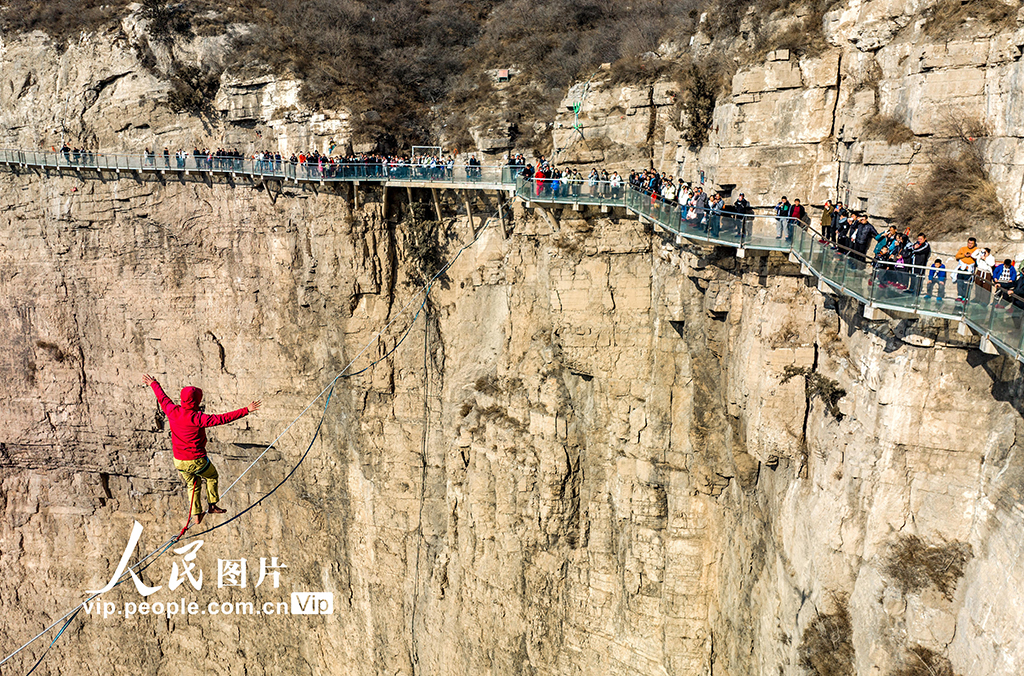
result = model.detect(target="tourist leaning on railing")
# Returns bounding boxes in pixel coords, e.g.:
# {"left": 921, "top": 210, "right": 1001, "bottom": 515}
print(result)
{"left": 908, "top": 233, "right": 931, "bottom": 296}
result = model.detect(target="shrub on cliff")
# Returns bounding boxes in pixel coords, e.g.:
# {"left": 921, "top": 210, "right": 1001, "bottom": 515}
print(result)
{"left": 403, "top": 203, "right": 449, "bottom": 286}
{"left": 890, "top": 646, "right": 960, "bottom": 676}
{"left": 140, "top": 0, "right": 195, "bottom": 43}
{"left": 798, "top": 594, "right": 855, "bottom": 676}
{"left": 167, "top": 65, "right": 221, "bottom": 115}
{"left": 863, "top": 115, "right": 915, "bottom": 145}
{"left": 678, "top": 58, "right": 729, "bottom": 148}
{"left": 892, "top": 114, "right": 1005, "bottom": 240}
{"left": 881, "top": 534, "right": 973, "bottom": 601}
{"left": 781, "top": 365, "right": 846, "bottom": 421}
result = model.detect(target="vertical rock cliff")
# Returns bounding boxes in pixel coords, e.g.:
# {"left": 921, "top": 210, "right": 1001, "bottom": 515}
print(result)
{"left": 4, "top": 2, "right": 1024, "bottom": 674}
{"left": 2, "top": 171, "right": 1024, "bottom": 675}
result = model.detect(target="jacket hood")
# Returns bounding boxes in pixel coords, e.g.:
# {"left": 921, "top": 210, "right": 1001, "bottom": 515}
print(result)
{"left": 180, "top": 386, "right": 203, "bottom": 410}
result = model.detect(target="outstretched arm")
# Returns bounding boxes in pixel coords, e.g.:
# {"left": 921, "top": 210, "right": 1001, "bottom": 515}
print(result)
{"left": 144, "top": 374, "right": 175, "bottom": 415}
{"left": 197, "top": 399, "right": 261, "bottom": 428}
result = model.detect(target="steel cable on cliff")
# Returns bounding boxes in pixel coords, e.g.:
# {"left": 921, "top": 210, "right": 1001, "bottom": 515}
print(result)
{"left": 1, "top": 208, "right": 504, "bottom": 675}
{"left": 14, "top": 384, "right": 337, "bottom": 676}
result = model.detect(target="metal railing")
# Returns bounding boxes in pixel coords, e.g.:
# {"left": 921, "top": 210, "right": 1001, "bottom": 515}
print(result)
{"left": 0, "top": 149, "right": 518, "bottom": 185}
{"left": 1, "top": 149, "right": 1019, "bottom": 361}
{"left": 789, "top": 226, "right": 1024, "bottom": 357}
{"left": 515, "top": 177, "right": 1024, "bottom": 362}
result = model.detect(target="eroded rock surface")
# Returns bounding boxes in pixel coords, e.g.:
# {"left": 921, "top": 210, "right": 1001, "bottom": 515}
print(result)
{"left": 553, "top": 0, "right": 1024, "bottom": 238}
{"left": 1, "top": 172, "right": 1024, "bottom": 675}
{"left": 3, "top": 2, "right": 1024, "bottom": 673}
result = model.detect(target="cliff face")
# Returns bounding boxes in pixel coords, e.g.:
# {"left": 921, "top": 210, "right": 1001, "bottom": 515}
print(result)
{"left": 4, "top": 6, "right": 1024, "bottom": 676}
{"left": 552, "top": 0, "right": 1024, "bottom": 237}
{"left": 3, "top": 167, "right": 1024, "bottom": 676}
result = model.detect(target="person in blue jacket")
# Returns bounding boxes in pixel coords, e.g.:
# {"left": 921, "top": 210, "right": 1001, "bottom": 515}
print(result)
{"left": 924, "top": 259, "right": 946, "bottom": 301}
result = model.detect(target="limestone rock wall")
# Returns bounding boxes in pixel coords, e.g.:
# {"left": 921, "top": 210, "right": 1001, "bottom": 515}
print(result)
{"left": 3, "top": 170, "right": 1024, "bottom": 676}
{"left": 4, "top": 3, "right": 1024, "bottom": 675}
{"left": 0, "top": 24, "right": 351, "bottom": 160}
{"left": 553, "top": 1, "right": 1024, "bottom": 239}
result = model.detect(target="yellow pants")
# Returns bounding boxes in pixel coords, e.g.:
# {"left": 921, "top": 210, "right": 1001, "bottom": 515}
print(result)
{"left": 173, "top": 457, "right": 219, "bottom": 516}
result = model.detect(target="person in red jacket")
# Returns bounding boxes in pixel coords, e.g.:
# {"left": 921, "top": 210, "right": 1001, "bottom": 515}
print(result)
{"left": 144, "top": 375, "right": 261, "bottom": 524}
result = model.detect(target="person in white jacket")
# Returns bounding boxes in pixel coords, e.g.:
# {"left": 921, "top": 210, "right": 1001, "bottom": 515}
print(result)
{"left": 975, "top": 246, "right": 996, "bottom": 291}
{"left": 610, "top": 172, "right": 623, "bottom": 199}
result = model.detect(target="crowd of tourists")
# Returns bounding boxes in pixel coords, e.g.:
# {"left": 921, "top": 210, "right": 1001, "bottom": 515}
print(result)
{"left": 512, "top": 158, "right": 1019, "bottom": 311}
{"left": 55, "top": 143, "right": 492, "bottom": 182}
{"left": 154, "top": 148, "right": 487, "bottom": 181}
{"left": 514, "top": 159, "right": 757, "bottom": 237}
{"left": 49, "top": 142, "right": 1019, "bottom": 312}
{"left": 813, "top": 201, "right": 1017, "bottom": 308}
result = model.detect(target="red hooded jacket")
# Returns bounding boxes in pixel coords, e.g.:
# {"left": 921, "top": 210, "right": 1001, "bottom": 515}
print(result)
{"left": 150, "top": 381, "right": 249, "bottom": 461}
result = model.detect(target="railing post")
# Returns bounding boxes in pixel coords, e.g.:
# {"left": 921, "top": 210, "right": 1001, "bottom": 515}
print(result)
{"left": 1015, "top": 317, "right": 1024, "bottom": 361}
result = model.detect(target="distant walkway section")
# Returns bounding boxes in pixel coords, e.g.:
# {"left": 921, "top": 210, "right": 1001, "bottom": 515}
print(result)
{"left": 0, "top": 148, "right": 515, "bottom": 191}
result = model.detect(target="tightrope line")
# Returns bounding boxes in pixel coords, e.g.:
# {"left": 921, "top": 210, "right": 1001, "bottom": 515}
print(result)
{"left": 1, "top": 210, "right": 501, "bottom": 674}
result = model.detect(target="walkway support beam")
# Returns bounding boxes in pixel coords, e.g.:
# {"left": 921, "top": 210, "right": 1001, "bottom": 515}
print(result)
{"left": 463, "top": 190, "right": 475, "bottom": 233}
{"left": 431, "top": 188, "right": 443, "bottom": 222}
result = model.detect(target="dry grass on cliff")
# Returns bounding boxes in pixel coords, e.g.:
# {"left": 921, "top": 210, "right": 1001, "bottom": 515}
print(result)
{"left": 892, "top": 115, "right": 1005, "bottom": 240}
{"left": 923, "top": 0, "right": 1018, "bottom": 37}
{"left": 714, "top": 0, "right": 843, "bottom": 60}
{"left": 0, "top": 0, "right": 130, "bottom": 41}
{"left": 863, "top": 115, "right": 915, "bottom": 145}
{"left": 227, "top": 0, "right": 703, "bottom": 145}
{"left": 881, "top": 535, "right": 973, "bottom": 601}
{"left": 1, "top": 0, "right": 842, "bottom": 150}
{"left": 798, "top": 595, "right": 855, "bottom": 676}
{"left": 892, "top": 152, "right": 1005, "bottom": 240}
{"left": 890, "top": 646, "right": 960, "bottom": 676}
{"left": 0, "top": 0, "right": 245, "bottom": 44}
